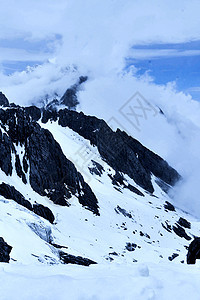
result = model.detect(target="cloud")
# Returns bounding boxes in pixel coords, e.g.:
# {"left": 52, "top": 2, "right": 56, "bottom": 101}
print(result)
{"left": 77, "top": 70, "right": 200, "bottom": 217}
{"left": 1, "top": 0, "right": 200, "bottom": 71}
{"left": 1, "top": 0, "right": 200, "bottom": 216}
{"left": 0, "top": 47, "right": 49, "bottom": 63}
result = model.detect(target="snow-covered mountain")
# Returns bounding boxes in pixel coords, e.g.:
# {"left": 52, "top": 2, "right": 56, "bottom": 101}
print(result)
{"left": 0, "top": 90, "right": 200, "bottom": 299}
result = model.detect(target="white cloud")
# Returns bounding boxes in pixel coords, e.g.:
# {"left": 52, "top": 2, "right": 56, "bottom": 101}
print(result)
{"left": 0, "top": 47, "right": 50, "bottom": 63}
{"left": 1, "top": 0, "right": 200, "bottom": 216}
{"left": 1, "top": 0, "right": 200, "bottom": 72}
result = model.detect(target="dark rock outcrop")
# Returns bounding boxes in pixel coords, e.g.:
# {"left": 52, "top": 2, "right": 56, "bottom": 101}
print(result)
{"left": 0, "top": 237, "right": 12, "bottom": 262}
{"left": 27, "top": 125, "right": 99, "bottom": 214}
{"left": 0, "top": 183, "right": 32, "bottom": 211}
{"left": 0, "top": 102, "right": 180, "bottom": 214}
{"left": 41, "top": 108, "right": 58, "bottom": 124}
{"left": 58, "top": 110, "right": 154, "bottom": 192}
{"left": 161, "top": 221, "right": 172, "bottom": 233}
{"left": 0, "top": 183, "right": 55, "bottom": 223}
{"left": 43, "top": 76, "right": 88, "bottom": 114}
{"left": 60, "top": 76, "right": 88, "bottom": 109}
{"left": 59, "top": 251, "right": 97, "bottom": 266}
{"left": 57, "top": 109, "right": 180, "bottom": 194}
{"left": 88, "top": 160, "right": 104, "bottom": 176}
{"left": 187, "top": 237, "right": 200, "bottom": 264}
{"left": 25, "top": 106, "right": 41, "bottom": 121}
{"left": 115, "top": 129, "right": 180, "bottom": 188}
{"left": 126, "top": 184, "right": 144, "bottom": 196}
{"left": 108, "top": 172, "right": 144, "bottom": 197}
{"left": 125, "top": 242, "right": 137, "bottom": 251}
{"left": 164, "top": 201, "right": 175, "bottom": 211}
{"left": 33, "top": 204, "right": 55, "bottom": 224}
{"left": 177, "top": 217, "right": 191, "bottom": 229}
{"left": 173, "top": 223, "right": 191, "bottom": 241}
{"left": 115, "top": 205, "right": 133, "bottom": 219}
{"left": 0, "top": 129, "right": 13, "bottom": 176}
{"left": 0, "top": 92, "right": 9, "bottom": 107}
{"left": 0, "top": 107, "right": 99, "bottom": 215}
{"left": 168, "top": 253, "right": 179, "bottom": 261}
{"left": 109, "top": 171, "right": 144, "bottom": 196}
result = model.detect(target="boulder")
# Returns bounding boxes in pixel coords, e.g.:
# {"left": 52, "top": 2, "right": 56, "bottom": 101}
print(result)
{"left": 187, "top": 238, "right": 200, "bottom": 264}
{"left": 59, "top": 251, "right": 96, "bottom": 266}
{"left": 0, "top": 237, "right": 12, "bottom": 262}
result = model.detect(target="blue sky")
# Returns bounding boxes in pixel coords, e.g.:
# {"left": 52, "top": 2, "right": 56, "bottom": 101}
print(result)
{"left": 1, "top": 37, "right": 200, "bottom": 101}
{"left": 0, "top": 35, "right": 62, "bottom": 74}
{"left": 126, "top": 40, "right": 200, "bottom": 100}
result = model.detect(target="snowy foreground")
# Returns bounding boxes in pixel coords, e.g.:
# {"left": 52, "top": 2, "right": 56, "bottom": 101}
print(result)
{"left": 0, "top": 262, "right": 200, "bottom": 300}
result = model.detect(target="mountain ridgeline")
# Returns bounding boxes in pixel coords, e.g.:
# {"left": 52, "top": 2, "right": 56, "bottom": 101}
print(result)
{"left": 0, "top": 93, "right": 180, "bottom": 219}
{"left": 1, "top": 92, "right": 197, "bottom": 268}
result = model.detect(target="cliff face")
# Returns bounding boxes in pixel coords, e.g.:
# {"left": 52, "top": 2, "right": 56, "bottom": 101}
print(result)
{"left": 0, "top": 107, "right": 99, "bottom": 215}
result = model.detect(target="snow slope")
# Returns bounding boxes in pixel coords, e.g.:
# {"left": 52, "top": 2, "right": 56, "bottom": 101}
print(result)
{"left": 0, "top": 106, "right": 199, "bottom": 299}
{"left": 1, "top": 262, "right": 200, "bottom": 300}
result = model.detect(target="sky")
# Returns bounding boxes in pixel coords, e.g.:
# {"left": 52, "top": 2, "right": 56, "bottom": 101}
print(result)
{"left": 0, "top": 0, "right": 200, "bottom": 103}
{"left": 1, "top": 0, "right": 200, "bottom": 216}
{"left": 127, "top": 40, "right": 200, "bottom": 100}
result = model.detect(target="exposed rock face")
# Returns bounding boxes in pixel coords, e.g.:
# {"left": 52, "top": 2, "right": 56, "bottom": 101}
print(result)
{"left": 0, "top": 92, "right": 9, "bottom": 107}
{"left": 0, "top": 129, "right": 13, "bottom": 176}
{"left": 24, "top": 106, "right": 41, "bottom": 121}
{"left": 41, "top": 108, "right": 57, "bottom": 123}
{"left": 109, "top": 171, "right": 144, "bottom": 196}
{"left": 0, "top": 237, "right": 12, "bottom": 262}
{"left": 164, "top": 201, "right": 175, "bottom": 211}
{"left": 57, "top": 109, "right": 180, "bottom": 193}
{"left": 88, "top": 160, "right": 105, "bottom": 176}
{"left": 0, "top": 104, "right": 180, "bottom": 216}
{"left": 43, "top": 76, "right": 88, "bottom": 113}
{"left": 0, "top": 183, "right": 32, "bottom": 211}
{"left": 187, "top": 238, "right": 200, "bottom": 264}
{"left": 178, "top": 217, "right": 191, "bottom": 229}
{"left": 41, "top": 107, "right": 180, "bottom": 193}
{"left": 27, "top": 124, "right": 99, "bottom": 214}
{"left": 33, "top": 204, "right": 55, "bottom": 224}
{"left": 173, "top": 223, "right": 191, "bottom": 241}
{"left": 0, "top": 107, "right": 99, "bottom": 215}
{"left": 0, "top": 183, "right": 55, "bottom": 223}
{"left": 60, "top": 76, "right": 88, "bottom": 109}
